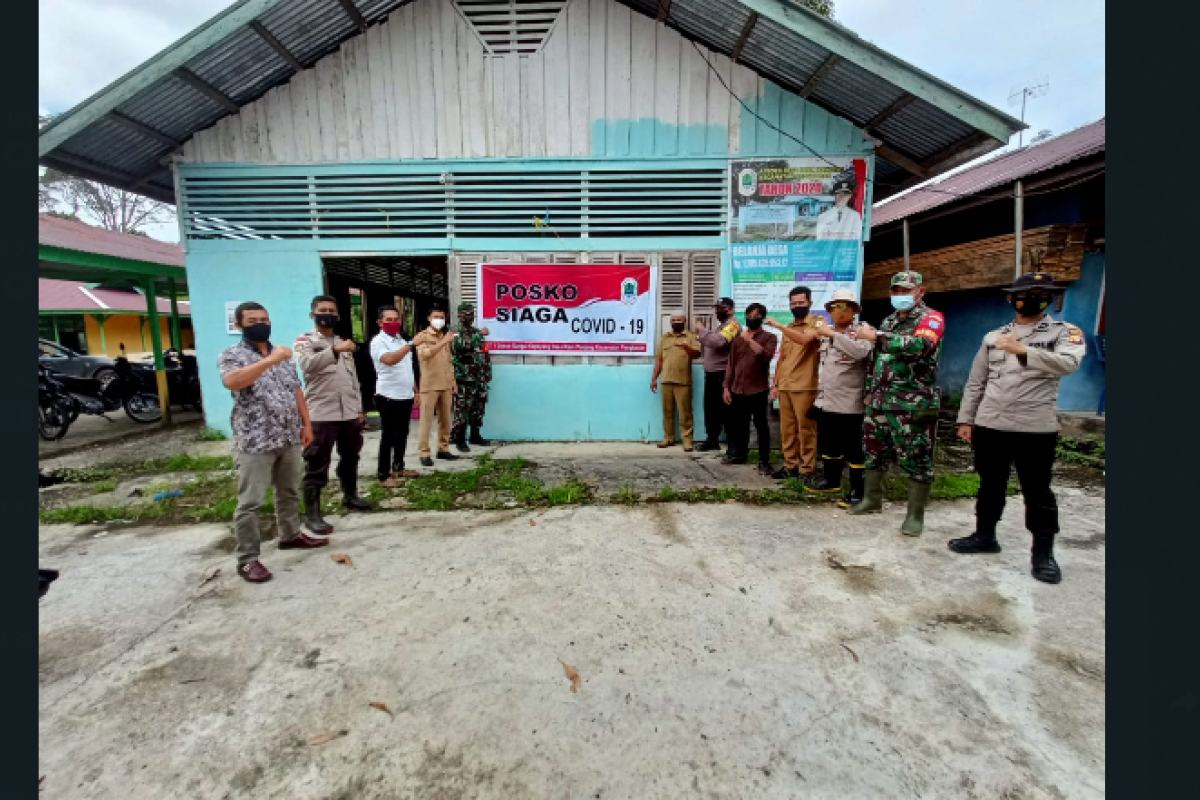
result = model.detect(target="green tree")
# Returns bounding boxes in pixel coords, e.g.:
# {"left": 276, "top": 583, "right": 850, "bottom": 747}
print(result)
{"left": 39, "top": 113, "right": 174, "bottom": 235}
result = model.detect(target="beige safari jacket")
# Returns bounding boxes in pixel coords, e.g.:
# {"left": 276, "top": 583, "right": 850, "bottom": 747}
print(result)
{"left": 294, "top": 330, "right": 362, "bottom": 422}
{"left": 815, "top": 323, "right": 874, "bottom": 414}
{"left": 957, "top": 315, "right": 1087, "bottom": 433}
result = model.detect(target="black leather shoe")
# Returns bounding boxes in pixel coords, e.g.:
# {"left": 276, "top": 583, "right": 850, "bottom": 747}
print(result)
{"left": 770, "top": 466, "right": 794, "bottom": 480}
{"left": 948, "top": 532, "right": 1003, "bottom": 554}
{"left": 694, "top": 442, "right": 720, "bottom": 452}
{"left": 455, "top": 440, "right": 471, "bottom": 453}
{"left": 469, "top": 427, "right": 491, "bottom": 446}
{"left": 757, "top": 463, "right": 774, "bottom": 476}
{"left": 420, "top": 457, "right": 434, "bottom": 467}
{"left": 339, "top": 477, "right": 373, "bottom": 511}
{"left": 721, "top": 455, "right": 746, "bottom": 465}
{"left": 437, "top": 451, "right": 460, "bottom": 460}
{"left": 1032, "top": 553, "right": 1062, "bottom": 584}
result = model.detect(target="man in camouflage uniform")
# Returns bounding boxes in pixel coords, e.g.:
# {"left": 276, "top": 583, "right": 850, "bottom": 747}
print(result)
{"left": 849, "top": 270, "right": 945, "bottom": 536}
{"left": 450, "top": 302, "right": 493, "bottom": 452}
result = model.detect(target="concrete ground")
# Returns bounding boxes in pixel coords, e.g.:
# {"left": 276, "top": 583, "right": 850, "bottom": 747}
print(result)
{"left": 39, "top": 472, "right": 1105, "bottom": 798}
{"left": 38, "top": 411, "right": 204, "bottom": 460}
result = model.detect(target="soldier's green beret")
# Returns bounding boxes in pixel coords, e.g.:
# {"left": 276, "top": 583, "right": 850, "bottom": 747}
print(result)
{"left": 457, "top": 302, "right": 475, "bottom": 312}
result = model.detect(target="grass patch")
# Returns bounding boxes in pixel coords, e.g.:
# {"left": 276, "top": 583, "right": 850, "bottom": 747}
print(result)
{"left": 746, "top": 449, "right": 783, "bottom": 465}
{"left": 39, "top": 472, "right": 265, "bottom": 526}
{"left": 610, "top": 485, "right": 640, "bottom": 505}
{"left": 1056, "top": 435, "right": 1105, "bottom": 469}
{"left": 52, "top": 454, "right": 234, "bottom": 485}
{"left": 92, "top": 481, "right": 116, "bottom": 494}
{"left": 195, "top": 427, "right": 228, "bottom": 442}
{"left": 544, "top": 479, "right": 592, "bottom": 506}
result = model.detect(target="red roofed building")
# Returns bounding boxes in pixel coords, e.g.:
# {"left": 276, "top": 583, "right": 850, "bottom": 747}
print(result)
{"left": 38, "top": 216, "right": 192, "bottom": 356}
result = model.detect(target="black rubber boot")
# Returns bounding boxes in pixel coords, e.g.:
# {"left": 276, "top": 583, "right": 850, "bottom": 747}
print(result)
{"left": 340, "top": 476, "right": 373, "bottom": 511}
{"left": 900, "top": 479, "right": 933, "bottom": 536}
{"left": 1031, "top": 533, "right": 1062, "bottom": 584}
{"left": 848, "top": 470, "right": 884, "bottom": 514}
{"left": 454, "top": 431, "right": 471, "bottom": 453}
{"left": 469, "top": 426, "right": 491, "bottom": 446}
{"left": 839, "top": 467, "right": 865, "bottom": 509}
{"left": 303, "top": 487, "right": 333, "bottom": 534}
{"left": 949, "top": 520, "right": 1002, "bottom": 554}
{"left": 806, "top": 458, "right": 844, "bottom": 494}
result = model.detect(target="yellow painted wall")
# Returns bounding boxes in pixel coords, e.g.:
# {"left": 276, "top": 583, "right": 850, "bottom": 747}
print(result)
{"left": 82, "top": 315, "right": 194, "bottom": 357}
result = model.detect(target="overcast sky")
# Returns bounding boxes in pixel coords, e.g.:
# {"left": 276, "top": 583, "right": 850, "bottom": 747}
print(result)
{"left": 40, "top": 0, "right": 1105, "bottom": 241}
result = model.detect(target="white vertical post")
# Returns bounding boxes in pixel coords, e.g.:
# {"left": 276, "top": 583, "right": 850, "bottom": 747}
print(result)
{"left": 902, "top": 218, "right": 911, "bottom": 271}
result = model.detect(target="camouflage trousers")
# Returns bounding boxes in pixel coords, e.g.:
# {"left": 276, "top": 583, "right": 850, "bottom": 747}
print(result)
{"left": 862, "top": 408, "right": 934, "bottom": 483}
{"left": 451, "top": 382, "right": 489, "bottom": 438}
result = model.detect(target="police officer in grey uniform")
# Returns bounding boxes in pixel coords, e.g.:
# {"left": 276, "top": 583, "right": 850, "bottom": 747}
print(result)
{"left": 951, "top": 272, "right": 1087, "bottom": 584}
{"left": 808, "top": 288, "right": 874, "bottom": 506}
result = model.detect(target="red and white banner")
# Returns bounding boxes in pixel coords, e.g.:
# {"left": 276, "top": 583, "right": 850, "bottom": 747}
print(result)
{"left": 477, "top": 263, "right": 657, "bottom": 356}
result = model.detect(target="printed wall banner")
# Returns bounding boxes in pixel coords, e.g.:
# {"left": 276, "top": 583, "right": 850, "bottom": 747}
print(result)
{"left": 729, "top": 157, "right": 868, "bottom": 320}
{"left": 225, "top": 301, "right": 244, "bottom": 335}
{"left": 478, "top": 264, "right": 657, "bottom": 356}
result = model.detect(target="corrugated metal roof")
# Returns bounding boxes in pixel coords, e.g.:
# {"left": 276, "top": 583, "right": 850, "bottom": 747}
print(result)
{"left": 872, "top": 117, "right": 1106, "bottom": 227}
{"left": 39, "top": 214, "right": 186, "bottom": 269}
{"left": 39, "top": 278, "right": 190, "bottom": 314}
{"left": 40, "top": 0, "right": 1024, "bottom": 204}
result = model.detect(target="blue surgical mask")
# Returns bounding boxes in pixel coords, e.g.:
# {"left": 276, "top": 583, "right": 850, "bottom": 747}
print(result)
{"left": 890, "top": 295, "right": 916, "bottom": 311}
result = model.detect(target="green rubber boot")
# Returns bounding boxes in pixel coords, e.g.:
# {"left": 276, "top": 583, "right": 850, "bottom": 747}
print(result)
{"left": 847, "top": 469, "right": 884, "bottom": 515}
{"left": 900, "top": 479, "right": 933, "bottom": 536}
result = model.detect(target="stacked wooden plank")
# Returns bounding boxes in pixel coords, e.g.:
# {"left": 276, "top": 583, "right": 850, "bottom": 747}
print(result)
{"left": 863, "top": 223, "right": 1089, "bottom": 299}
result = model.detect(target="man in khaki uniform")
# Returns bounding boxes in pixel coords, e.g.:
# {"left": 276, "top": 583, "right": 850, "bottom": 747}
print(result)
{"left": 951, "top": 271, "right": 1087, "bottom": 584}
{"left": 809, "top": 288, "right": 874, "bottom": 505}
{"left": 413, "top": 305, "right": 459, "bottom": 467}
{"left": 651, "top": 311, "right": 701, "bottom": 450}
{"left": 294, "top": 295, "right": 372, "bottom": 536}
{"left": 765, "top": 286, "right": 823, "bottom": 481}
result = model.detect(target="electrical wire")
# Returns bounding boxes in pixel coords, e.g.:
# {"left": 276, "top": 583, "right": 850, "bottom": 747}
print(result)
{"left": 682, "top": 38, "right": 1100, "bottom": 205}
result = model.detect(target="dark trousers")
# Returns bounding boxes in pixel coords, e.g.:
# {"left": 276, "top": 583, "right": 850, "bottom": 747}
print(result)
{"left": 702, "top": 370, "right": 728, "bottom": 445}
{"left": 375, "top": 394, "right": 414, "bottom": 479}
{"left": 816, "top": 409, "right": 865, "bottom": 465}
{"left": 729, "top": 390, "right": 770, "bottom": 464}
{"left": 973, "top": 425, "right": 1059, "bottom": 537}
{"left": 303, "top": 420, "right": 364, "bottom": 491}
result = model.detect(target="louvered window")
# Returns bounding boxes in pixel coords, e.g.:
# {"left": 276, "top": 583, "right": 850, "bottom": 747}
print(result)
{"left": 454, "top": 0, "right": 568, "bottom": 55}
{"left": 178, "top": 165, "right": 726, "bottom": 241}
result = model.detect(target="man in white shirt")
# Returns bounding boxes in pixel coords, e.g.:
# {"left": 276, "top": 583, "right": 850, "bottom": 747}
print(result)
{"left": 370, "top": 305, "right": 420, "bottom": 486}
{"left": 815, "top": 180, "right": 863, "bottom": 241}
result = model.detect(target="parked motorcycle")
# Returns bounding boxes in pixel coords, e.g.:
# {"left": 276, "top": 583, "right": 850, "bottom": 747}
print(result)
{"left": 38, "top": 359, "right": 162, "bottom": 440}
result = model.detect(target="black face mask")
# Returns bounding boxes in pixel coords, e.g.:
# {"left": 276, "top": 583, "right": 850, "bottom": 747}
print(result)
{"left": 460, "top": 315, "right": 475, "bottom": 327}
{"left": 242, "top": 322, "right": 271, "bottom": 343}
{"left": 1008, "top": 294, "right": 1052, "bottom": 314}
{"left": 671, "top": 322, "right": 685, "bottom": 333}
{"left": 715, "top": 309, "right": 731, "bottom": 322}
{"left": 790, "top": 306, "right": 810, "bottom": 320}
{"left": 313, "top": 313, "right": 339, "bottom": 329}
{"left": 745, "top": 317, "right": 763, "bottom": 330}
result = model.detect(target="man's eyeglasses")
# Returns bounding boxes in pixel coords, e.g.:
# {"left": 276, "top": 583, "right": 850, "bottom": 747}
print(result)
{"left": 827, "top": 302, "right": 853, "bottom": 312}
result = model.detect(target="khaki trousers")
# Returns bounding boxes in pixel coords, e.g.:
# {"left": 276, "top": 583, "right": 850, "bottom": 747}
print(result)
{"left": 233, "top": 445, "right": 303, "bottom": 565}
{"left": 418, "top": 389, "right": 453, "bottom": 457}
{"left": 660, "top": 382, "right": 695, "bottom": 446}
{"left": 779, "top": 390, "right": 818, "bottom": 473}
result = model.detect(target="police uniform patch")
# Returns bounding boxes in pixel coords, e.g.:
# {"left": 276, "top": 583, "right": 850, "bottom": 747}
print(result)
{"left": 293, "top": 336, "right": 311, "bottom": 351}
{"left": 1066, "top": 324, "right": 1084, "bottom": 345}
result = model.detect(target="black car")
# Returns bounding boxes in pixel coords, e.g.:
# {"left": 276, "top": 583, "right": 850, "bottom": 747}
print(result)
{"left": 38, "top": 339, "right": 118, "bottom": 386}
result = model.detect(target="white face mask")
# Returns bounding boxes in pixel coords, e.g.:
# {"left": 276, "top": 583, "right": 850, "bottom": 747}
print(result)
{"left": 431, "top": 318, "right": 445, "bottom": 330}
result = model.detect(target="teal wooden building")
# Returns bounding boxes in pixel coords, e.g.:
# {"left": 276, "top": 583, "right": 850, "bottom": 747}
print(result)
{"left": 38, "top": 0, "right": 1023, "bottom": 440}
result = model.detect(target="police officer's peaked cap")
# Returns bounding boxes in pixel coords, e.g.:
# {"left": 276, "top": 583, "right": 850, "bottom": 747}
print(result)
{"left": 890, "top": 270, "right": 923, "bottom": 288}
{"left": 457, "top": 302, "right": 475, "bottom": 312}
{"left": 831, "top": 179, "right": 854, "bottom": 194}
{"left": 714, "top": 297, "right": 735, "bottom": 308}
{"left": 1002, "top": 271, "right": 1066, "bottom": 293}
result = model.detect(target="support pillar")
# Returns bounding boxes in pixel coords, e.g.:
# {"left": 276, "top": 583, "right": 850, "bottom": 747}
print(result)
{"left": 168, "top": 278, "right": 182, "bottom": 350}
{"left": 144, "top": 278, "right": 171, "bottom": 425}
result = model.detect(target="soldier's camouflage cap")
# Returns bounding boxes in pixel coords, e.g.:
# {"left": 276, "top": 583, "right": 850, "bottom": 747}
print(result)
{"left": 457, "top": 302, "right": 475, "bottom": 312}
{"left": 891, "top": 270, "right": 923, "bottom": 288}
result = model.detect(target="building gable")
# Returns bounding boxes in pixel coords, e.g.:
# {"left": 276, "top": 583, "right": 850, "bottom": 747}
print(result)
{"left": 181, "top": 0, "right": 870, "bottom": 164}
